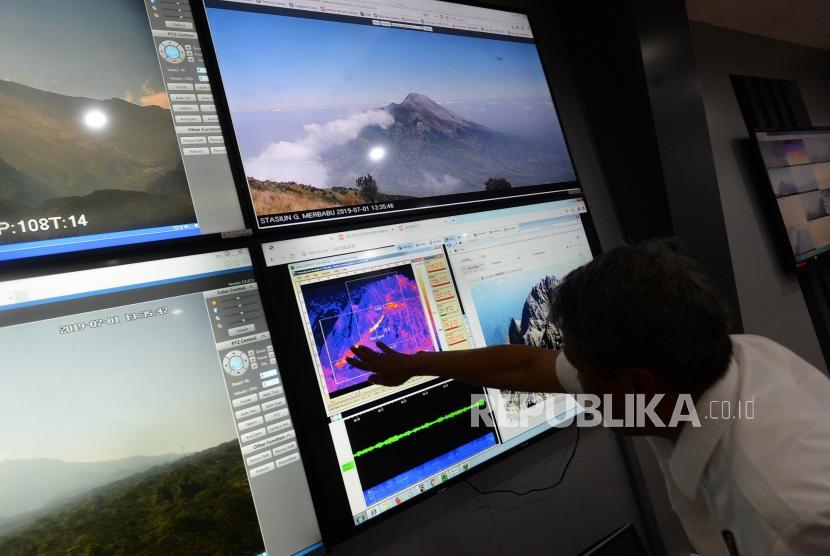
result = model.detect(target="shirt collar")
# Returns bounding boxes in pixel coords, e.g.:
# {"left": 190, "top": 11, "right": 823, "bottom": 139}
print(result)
{"left": 668, "top": 359, "right": 740, "bottom": 499}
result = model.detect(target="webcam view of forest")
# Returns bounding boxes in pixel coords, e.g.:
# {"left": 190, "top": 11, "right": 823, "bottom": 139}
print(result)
{"left": 0, "top": 0, "right": 196, "bottom": 243}
{"left": 0, "top": 442, "right": 263, "bottom": 556}
{"left": 0, "top": 295, "right": 265, "bottom": 555}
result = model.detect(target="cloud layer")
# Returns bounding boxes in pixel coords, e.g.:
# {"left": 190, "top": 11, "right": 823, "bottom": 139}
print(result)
{"left": 123, "top": 80, "right": 170, "bottom": 109}
{"left": 244, "top": 109, "right": 393, "bottom": 186}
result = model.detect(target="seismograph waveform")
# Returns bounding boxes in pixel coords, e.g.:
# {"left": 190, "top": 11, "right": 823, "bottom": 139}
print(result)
{"left": 341, "top": 399, "right": 486, "bottom": 471}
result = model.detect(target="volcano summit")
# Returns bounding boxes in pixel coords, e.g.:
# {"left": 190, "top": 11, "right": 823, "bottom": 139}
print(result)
{"left": 322, "top": 93, "right": 574, "bottom": 196}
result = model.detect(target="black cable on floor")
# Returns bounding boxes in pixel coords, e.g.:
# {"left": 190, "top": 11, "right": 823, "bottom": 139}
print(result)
{"left": 465, "top": 425, "right": 580, "bottom": 496}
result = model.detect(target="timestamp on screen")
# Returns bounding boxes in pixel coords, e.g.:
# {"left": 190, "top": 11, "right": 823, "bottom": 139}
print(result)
{"left": 0, "top": 215, "right": 88, "bottom": 236}
{"left": 124, "top": 307, "right": 169, "bottom": 321}
{"left": 58, "top": 307, "right": 170, "bottom": 334}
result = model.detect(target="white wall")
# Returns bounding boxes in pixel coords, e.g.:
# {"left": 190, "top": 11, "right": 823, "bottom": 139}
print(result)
{"left": 690, "top": 21, "right": 830, "bottom": 372}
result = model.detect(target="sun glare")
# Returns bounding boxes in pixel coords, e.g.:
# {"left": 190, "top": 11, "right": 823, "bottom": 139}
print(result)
{"left": 83, "top": 109, "right": 108, "bottom": 130}
{"left": 369, "top": 146, "right": 385, "bottom": 162}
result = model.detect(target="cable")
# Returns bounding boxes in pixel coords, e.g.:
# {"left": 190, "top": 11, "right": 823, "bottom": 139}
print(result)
{"left": 464, "top": 425, "right": 580, "bottom": 496}
{"left": 481, "top": 486, "right": 505, "bottom": 556}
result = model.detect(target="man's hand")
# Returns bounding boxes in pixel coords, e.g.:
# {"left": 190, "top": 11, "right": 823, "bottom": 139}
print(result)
{"left": 347, "top": 343, "right": 563, "bottom": 393}
{"left": 346, "top": 342, "right": 418, "bottom": 386}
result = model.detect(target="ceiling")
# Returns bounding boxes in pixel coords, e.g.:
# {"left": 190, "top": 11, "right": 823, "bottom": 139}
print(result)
{"left": 686, "top": 0, "right": 830, "bottom": 50}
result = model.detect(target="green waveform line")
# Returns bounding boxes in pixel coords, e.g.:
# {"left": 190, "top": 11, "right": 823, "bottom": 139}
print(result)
{"left": 341, "top": 399, "right": 486, "bottom": 472}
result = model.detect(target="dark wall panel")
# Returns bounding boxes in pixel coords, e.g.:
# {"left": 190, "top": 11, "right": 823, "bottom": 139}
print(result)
{"left": 554, "top": 0, "right": 743, "bottom": 331}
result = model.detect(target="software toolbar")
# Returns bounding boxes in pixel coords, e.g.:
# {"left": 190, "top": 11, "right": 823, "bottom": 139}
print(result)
{"left": 226, "top": 0, "right": 534, "bottom": 38}
{"left": 145, "top": 0, "right": 227, "bottom": 157}
{"left": 206, "top": 282, "right": 303, "bottom": 479}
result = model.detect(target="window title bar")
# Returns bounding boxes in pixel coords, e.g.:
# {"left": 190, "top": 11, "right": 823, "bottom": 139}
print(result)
{"left": 0, "top": 249, "right": 252, "bottom": 310}
{"left": 262, "top": 199, "right": 586, "bottom": 266}
{"left": 213, "top": 0, "right": 533, "bottom": 39}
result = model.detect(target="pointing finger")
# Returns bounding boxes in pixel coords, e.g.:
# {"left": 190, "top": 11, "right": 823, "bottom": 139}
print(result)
{"left": 376, "top": 341, "right": 397, "bottom": 354}
{"left": 351, "top": 345, "right": 378, "bottom": 359}
{"left": 346, "top": 357, "right": 375, "bottom": 371}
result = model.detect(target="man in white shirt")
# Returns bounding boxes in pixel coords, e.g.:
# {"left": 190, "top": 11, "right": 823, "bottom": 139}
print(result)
{"left": 347, "top": 240, "right": 830, "bottom": 555}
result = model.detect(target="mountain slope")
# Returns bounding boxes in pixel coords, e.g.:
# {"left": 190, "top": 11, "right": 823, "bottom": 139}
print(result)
{"left": 0, "top": 441, "right": 265, "bottom": 556}
{"left": 0, "top": 80, "right": 197, "bottom": 238}
{"left": 0, "top": 79, "right": 183, "bottom": 197}
{"left": 248, "top": 178, "right": 411, "bottom": 214}
{"left": 143, "top": 161, "right": 192, "bottom": 200}
{"left": 323, "top": 92, "right": 574, "bottom": 195}
{"left": 386, "top": 92, "right": 492, "bottom": 136}
{"left": 508, "top": 275, "right": 564, "bottom": 349}
{"left": 0, "top": 157, "right": 52, "bottom": 206}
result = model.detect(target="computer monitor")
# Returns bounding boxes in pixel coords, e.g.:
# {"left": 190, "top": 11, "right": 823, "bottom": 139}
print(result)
{"left": 260, "top": 193, "right": 595, "bottom": 542}
{"left": 197, "top": 0, "right": 577, "bottom": 228}
{"left": 0, "top": 248, "right": 322, "bottom": 556}
{"left": 753, "top": 128, "right": 830, "bottom": 269}
{"left": 0, "top": 1, "right": 247, "bottom": 262}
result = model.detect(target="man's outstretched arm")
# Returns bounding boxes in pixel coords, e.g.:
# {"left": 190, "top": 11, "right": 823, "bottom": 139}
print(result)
{"left": 347, "top": 342, "right": 566, "bottom": 393}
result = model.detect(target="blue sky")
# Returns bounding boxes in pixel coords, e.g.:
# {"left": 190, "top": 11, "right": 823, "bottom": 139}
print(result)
{"left": 207, "top": 7, "right": 555, "bottom": 111}
{"left": 0, "top": 0, "right": 162, "bottom": 102}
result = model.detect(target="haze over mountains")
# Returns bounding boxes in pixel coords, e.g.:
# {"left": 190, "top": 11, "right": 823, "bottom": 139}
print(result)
{"left": 0, "top": 441, "right": 264, "bottom": 555}
{"left": 322, "top": 93, "right": 574, "bottom": 195}
{"left": 0, "top": 454, "right": 182, "bottom": 523}
{"left": 0, "top": 79, "right": 195, "bottom": 238}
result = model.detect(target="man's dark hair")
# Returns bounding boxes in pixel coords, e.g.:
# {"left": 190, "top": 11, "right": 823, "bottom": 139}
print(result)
{"left": 551, "top": 238, "right": 733, "bottom": 392}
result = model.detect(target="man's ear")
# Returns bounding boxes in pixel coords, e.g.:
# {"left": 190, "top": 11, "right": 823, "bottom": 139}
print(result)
{"left": 625, "top": 367, "right": 659, "bottom": 396}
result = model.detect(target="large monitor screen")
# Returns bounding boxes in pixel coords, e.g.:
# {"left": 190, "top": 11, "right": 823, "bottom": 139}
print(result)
{"left": 261, "top": 195, "right": 592, "bottom": 541}
{"left": 200, "top": 0, "right": 576, "bottom": 227}
{"left": 0, "top": 1, "right": 246, "bottom": 262}
{"left": 0, "top": 249, "right": 322, "bottom": 555}
{"left": 755, "top": 129, "right": 830, "bottom": 269}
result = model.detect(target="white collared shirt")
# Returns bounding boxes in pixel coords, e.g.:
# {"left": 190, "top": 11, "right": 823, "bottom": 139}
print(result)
{"left": 557, "top": 335, "right": 830, "bottom": 555}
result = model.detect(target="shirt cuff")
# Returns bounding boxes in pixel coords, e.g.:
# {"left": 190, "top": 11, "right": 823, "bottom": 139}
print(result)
{"left": 556, "top": 352, "right": 583, "bottom": 394}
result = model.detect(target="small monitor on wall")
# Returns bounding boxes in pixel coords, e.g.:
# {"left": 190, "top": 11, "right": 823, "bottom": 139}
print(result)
{"left": 0, "top": 248, "right": 322, "bottom": 555}
{"left": 0, "top": 1, "right": 247, "bottom": 262}
{"left": 753, "top": 129, "right": 830, "bottom": 269}
{"left": 197, "top": 0, "right": 577, "bottom": 228}
{"left": 260, "top": 192, "right": 596, "bottom": 542}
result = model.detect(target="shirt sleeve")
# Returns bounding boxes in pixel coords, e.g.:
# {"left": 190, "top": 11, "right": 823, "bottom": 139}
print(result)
{"left": 773, "top": 508, "right": 830, "bottom": 556}
{"left": 556, "top": 352, "right": 583, "bottom": 394}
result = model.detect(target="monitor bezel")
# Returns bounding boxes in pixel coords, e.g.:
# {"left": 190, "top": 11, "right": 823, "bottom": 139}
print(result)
{"left": 0, "top": 228, "right": 252, "bottom": 279}
{"left": 254, "top": 189, "right": 601, "bottom": 546}
{"left": 190, "top": 0, "right": 584, "bottom": 234}
{"left": 0, "top": 1, "right": 256, "bottom": 269}
{"left": 750, "top": 126, "right": 830, "bottom": 272}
